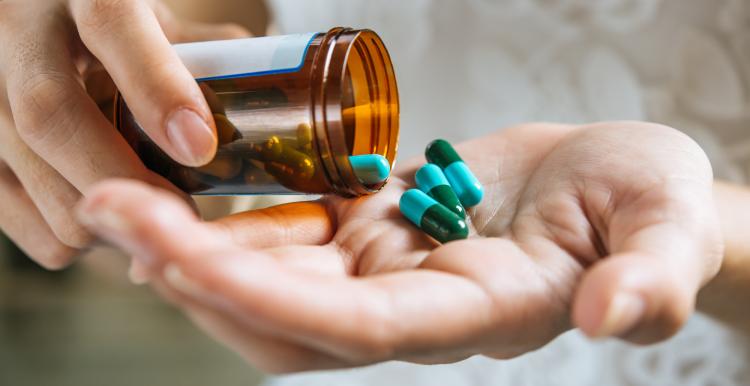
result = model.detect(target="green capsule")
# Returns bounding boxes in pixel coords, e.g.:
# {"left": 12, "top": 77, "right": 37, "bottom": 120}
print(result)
{"left": 415, "top": 163, "right": 465, "bottom": 218}
{"left": 425, "top": 139, "right": 484, "bottom": 207}
{"left": 399, "top": 189, "right": 468, "bottom": 243}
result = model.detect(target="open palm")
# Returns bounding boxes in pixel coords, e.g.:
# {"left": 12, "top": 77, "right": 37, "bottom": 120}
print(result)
{"left": 78, "top": 121, "right": 723, "bottom": 373}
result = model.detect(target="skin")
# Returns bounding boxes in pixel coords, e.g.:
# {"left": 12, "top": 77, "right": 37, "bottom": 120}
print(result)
{"left": 76, "top": 122, "right": 727, "bottom": 373}
{"left": 0, "top": 0, "right": 251, "bottom": 269}
{"left": 699, "top": 181, "right": 750, "bottom": 334}
{"left": 2, "top": 0, "right": 746, "bottom": 375}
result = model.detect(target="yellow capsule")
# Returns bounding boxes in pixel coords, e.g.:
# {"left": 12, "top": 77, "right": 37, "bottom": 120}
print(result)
{"left": 195, "top": 155, "right": 242, "bottom": 180}
{"left": 247, "top": 136, "right": 284, "bottom": 161}
{"left": 297, "top": 123, "right": 313, "bottom": 150}
{"left": 265, "top": 147, "right": 316, "bottom": 180}
{"left": 213, "top": 113, "right": 241, "bottom": 145}
{"left": 246, "top": 136, "right": 315, "bottom": 180}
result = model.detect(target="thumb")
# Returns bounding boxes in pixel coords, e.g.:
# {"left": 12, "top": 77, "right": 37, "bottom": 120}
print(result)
{"left": 573, "top": 214, "right": 723, "bottom": 344}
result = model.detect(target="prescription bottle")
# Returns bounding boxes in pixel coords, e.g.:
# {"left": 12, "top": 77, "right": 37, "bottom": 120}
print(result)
{"left": 115, "top": 27, "right": 399, "bottom": 196}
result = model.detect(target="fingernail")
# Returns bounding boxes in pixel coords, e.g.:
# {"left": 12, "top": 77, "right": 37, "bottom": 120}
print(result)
{"left": 596, "top": 292, "right": 646, "bottom": 338}
{"left": 166, "top": 108, "right": 217, "bottom": 167}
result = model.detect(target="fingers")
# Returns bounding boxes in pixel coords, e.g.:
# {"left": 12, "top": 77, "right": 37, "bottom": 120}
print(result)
{"left": 75, "top": 180, "right": 498, "bottom": 362}
{"left": 216, "top": 202, "right": 335, "bottom": 248}
{"left": 0, "top": 161, "right": 77, "bottom": 269}
{"left": 2, "top": 9, "right": 172, "bottom": 193}
{"left": 76, "top": 179, "right": 231, "bottom": 268}
{"left": 0, "top": 102, "right": 92, "bottom": 250}
{"left": 77, "top": 179, "right": 336, "bottom": 258}
{"left": 573, "top": 183, "right": 724, "bottom": 344}
{"left": 70, "top": 0, "right": 217, "bottom": 166}
{"left": 152, "top": 272, "right": 347, "bottom": 373}
{"left": 573, "top": 253, "right": 682, "bottom": 344}
{"left": 161, "top": 255, "right": 492, "bottom": 363}
{"left": 159, "top": 239, "right": 546, "bottom": 363}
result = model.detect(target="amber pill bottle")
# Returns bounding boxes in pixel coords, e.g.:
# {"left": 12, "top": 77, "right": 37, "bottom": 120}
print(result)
{"left": 115, "top": 27, "right": 399, "bottom": 196}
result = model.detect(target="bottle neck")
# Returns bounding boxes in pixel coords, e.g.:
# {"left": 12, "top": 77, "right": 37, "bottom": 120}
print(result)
{"left": 310, "top": 28, "right": 400, "bottom": 197}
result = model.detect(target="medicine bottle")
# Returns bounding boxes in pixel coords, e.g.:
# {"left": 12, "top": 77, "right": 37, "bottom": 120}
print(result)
{"left": 115, "top": 27, "right": 399, "bottom": 196}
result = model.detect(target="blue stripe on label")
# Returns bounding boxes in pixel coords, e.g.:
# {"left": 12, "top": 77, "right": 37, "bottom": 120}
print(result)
{"left": 195, "top": 33, "right": 318, "bottom": 82}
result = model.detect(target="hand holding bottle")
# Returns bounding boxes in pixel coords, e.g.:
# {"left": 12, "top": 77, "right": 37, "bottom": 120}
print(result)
{"left": 0, "top": 0, "right": 250, "bottom": 268}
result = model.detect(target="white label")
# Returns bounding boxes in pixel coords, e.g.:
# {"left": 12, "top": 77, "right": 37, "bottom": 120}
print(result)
{"left": 174, "top": 33, "right": 317, "bottom": 81}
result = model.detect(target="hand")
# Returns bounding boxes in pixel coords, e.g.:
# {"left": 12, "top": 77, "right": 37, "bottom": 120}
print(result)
{"left": 76, "top": 122, "right": 724, "bottom": 373}
{"left": 0, "top": 0, "right": 250, "bottom": 268}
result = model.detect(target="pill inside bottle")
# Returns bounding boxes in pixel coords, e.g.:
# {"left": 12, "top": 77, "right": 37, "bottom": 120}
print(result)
{"left": 115, "top": 27, "right": 399, "bottom": 196}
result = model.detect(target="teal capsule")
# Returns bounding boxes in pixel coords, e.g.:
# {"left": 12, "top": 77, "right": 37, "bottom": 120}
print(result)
{"left": 399, "top": 189, "right": 468, "bottom": 243}
{"left": 349, "top": 154, "right": 391, "bottom": 185}
{"left": 425, "top": 139, "right": 484, "bottom": 207}
{"left": 415, "top": 163, "right": 465, "bottom": 218}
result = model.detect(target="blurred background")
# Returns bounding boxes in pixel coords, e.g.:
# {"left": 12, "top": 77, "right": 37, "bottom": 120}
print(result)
{"left": 0, "top": 232, "right": 265, "bottom": 386}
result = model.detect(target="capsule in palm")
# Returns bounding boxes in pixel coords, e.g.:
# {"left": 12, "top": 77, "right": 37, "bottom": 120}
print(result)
{"left": 425, "top": 139, "right": 484, "bottom": 207}
{"left": 399, "top": 189, "right": 468, "bottom": 243}
{"left": 415, "top": 163, "right": 465, "bottom": 218}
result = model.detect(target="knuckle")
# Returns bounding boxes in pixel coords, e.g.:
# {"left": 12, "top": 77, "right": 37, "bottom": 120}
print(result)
{"left": 13, "top": 72, "right": 78, "bottom": 146}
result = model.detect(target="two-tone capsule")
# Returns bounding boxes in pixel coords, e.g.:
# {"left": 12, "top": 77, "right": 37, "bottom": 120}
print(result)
{"left": 415, "top": 163, "right": 465, "bottom": 218}
{"left": 399, "top": 189, "right": 468, "bottom": 243}
{"left": 349, "top": 154, "right": 391, "bottom": 185}
{"left": 425, "top": 139, "right": 484, "bottom": 207}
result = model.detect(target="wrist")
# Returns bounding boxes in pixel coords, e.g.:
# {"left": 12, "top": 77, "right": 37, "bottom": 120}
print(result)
{"left": 697, "top": 181, "right": 750, "bottom": 332}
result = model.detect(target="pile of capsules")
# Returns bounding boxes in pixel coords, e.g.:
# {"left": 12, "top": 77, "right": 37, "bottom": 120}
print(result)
{"left": 399, "top": 139, "right": 484, "bottom": 243}
{"left": 192, "top": 119, "right": 322, "bottom": 192}
{"left": 174, "top": 117, "right": 391, "bottom": 193}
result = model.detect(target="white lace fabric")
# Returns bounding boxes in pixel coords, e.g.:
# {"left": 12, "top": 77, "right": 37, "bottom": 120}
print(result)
{"left": 258, "top": 0, "right": 750, "bottom": 384}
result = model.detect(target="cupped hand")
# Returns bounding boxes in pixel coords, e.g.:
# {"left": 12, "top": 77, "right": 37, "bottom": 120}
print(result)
{"left": 0, "top": 0, "right": 251, "bottom": 268}
{"left": 76, "top": 122, "right": 723, "bottom": 372}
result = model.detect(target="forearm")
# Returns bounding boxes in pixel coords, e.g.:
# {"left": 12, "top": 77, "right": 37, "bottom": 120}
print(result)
{"left": 697, "top": 181, "right": 750, "bottom": 334}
